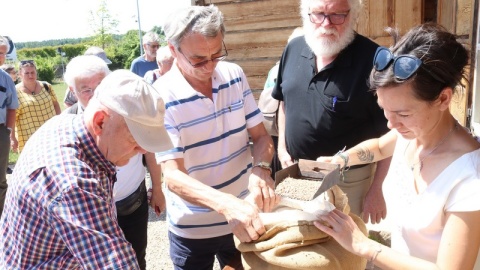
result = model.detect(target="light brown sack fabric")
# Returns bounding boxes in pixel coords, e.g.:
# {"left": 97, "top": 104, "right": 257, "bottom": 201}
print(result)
{"left": 235, "top": 186, "right": 367, "bottom": 270}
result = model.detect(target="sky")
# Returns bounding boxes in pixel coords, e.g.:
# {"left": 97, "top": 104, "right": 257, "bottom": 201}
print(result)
{"left": 1, "top": 0, "right": 191, "bottom": 43}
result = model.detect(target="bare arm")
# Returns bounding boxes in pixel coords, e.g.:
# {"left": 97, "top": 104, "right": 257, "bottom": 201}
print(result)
{"left": 53, "top": 100, "right": 61, "bottom": 115}
{"left": 6, "top": 108, "right": 15, "bottom": 130}
{"left": 162, "top": 158, "right": 265, "bottom": 242}
{"left": 362, "top": 157, "right": 391, "bottom": 224}
{"left": 145, "top": 152, "right": 165, "bottom": 216}
{"left": 318, "top": 129, "right": 397, "bottom": 167}
{"left": 9, "top": 109, "right": 18, "bottom": 152}
{"left": 315, "top": 209, "right": 480, "bottom": 269}
{"left": 277, "top": 101, "right": 294, "bottom": 168}
{"left": 248, "top": 122, "right": 279, "bottom": 212}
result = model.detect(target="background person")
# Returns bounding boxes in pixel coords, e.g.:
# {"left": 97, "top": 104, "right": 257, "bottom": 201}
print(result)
{"left": 0, "top": 64, "right": 18, "bottom": 83}
{"left": 12, "top": 60, "right": 60, "bottom": 153}
{"left": 154, "top": 5, "right": 277, "bottom": 269}
{"left": 63, "top": 46, "right": 112, "bottom": 108}
{"left": 63, "top": 55, "right": 163, "bottom": 270}
{"left": 315, "top": 23, "right": 480, "bottom": 269}
{"left": 143, "top": 46, "right": 174, "bottom": 85}
{"left": 0, "top": 69, "right": 173, "bottom": 269}
{"left": 130, "top": 32, "right": 161, "bottom": 77}
{"left": 272, "top": 0, "right": 390, "bottom": 222}
{"left": 260, "top": 27, "right": 303, "bottom": 178}
{"left": 0, "top": 36, "right": 18, "bottom": 217}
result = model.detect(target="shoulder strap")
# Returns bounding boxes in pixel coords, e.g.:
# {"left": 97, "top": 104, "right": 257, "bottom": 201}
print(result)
{"left": 42, "top": 82, "right": 51, "bottom": 93}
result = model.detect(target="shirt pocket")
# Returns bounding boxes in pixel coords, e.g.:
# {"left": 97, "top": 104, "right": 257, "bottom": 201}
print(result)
{"left": 225, "top": 99, "right": 246, "bottom": 135}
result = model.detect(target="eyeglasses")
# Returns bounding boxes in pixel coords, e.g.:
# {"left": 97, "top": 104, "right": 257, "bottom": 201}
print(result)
{"left": 178, "top": 41, "right": 228, "bottom": 68}
{"left": 20, "top": 60, "right": 35, "bottom": 65}
{"left": 308, "top": 11, "right": 350, "bottom": 25}
{"left": 77, "top": 88, "right": 95, "bottom": 96}
{"left": 146, "top": 43, "right": 160, "bottom": 49}
{"left": 0, "top": 52, "right": 6, "bottom": 57}
{"left": 373, "top": 46, "right": 446, "bottom": 83}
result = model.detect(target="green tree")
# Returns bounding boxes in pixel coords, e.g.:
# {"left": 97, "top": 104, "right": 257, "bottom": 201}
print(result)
{"left": 88, "top": 0, "right": 119, "bottom": 49}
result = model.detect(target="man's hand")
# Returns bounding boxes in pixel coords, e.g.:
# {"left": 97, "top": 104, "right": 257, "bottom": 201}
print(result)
{"left": 248, "top": 167, "right": 279, "bottom": 213}
{"left": 361, "top": 184, "right": 386, "bottom": 224}
{"left": 10, "top": 137, "right": 18, "bottom": 152}
{"left": 149, "top": 186, "right": 166, "bottom": 216}
{"left": 277, "top": 148, "right": 294, "bottom": 169}
{"left": 222, "top": 196, "right": 266, "bottom": 243}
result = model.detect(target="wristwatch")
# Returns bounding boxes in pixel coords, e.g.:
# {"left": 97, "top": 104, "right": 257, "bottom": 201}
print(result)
{"left": 253, "top": 161, "right": 272, "bottom": 173}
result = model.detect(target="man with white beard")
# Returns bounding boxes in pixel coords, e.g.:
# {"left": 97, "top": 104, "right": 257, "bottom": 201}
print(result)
{"left": 272, "top": 0, "right": 391, "bottom": 224}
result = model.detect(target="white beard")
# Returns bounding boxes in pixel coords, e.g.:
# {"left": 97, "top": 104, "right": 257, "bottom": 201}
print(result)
{"left": 304, "top": 22, "right": 355, "bottom": 58}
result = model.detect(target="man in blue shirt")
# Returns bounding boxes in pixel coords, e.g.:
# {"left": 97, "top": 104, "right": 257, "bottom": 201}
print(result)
{"left": 0, "top": 36, "right": 18, "bottom": 218}
{"left": 130, "top": 32, "right": 161, "bottom": 77}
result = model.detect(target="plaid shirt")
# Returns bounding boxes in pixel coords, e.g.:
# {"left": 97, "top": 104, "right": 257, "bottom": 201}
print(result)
{"left": 0, "top": 115, "right": 139, "bottom": 269}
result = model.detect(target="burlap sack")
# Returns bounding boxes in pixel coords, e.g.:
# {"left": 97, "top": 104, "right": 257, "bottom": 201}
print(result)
{"left": 235, "top": 186, "right": 367, "bottom": 270}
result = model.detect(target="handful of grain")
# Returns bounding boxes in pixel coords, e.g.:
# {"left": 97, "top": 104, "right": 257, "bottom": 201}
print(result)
{"left": 275, "top": 177, "right": 322, "bottom": 201}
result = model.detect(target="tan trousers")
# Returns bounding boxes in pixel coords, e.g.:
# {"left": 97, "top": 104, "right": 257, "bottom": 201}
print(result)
{"left": 337, "top": 163, "right": 375, "bottom": 216}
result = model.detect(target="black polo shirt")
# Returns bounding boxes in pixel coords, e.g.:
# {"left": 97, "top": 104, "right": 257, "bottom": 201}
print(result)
{"left": 272, "top": 33, "right": 389, "bottom": 160}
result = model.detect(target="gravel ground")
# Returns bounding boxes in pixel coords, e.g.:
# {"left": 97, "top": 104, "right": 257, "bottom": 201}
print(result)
{"left": 145, "top": 196, "right": 221, "bottom": 270}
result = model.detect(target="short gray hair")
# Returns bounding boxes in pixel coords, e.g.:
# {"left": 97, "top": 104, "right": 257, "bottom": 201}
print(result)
{"left": 63, "top": 55, "right": 110, "bottom": 88}
{"left": 300, "top": 0, "right": 362, "bottom": 24}
{"left": 142, "top": 32, "right": 161, "bottom": 45}
{"left": 0, "top": 36, "right": 10, "bottom": 52}
{"left": 163, "top": 5, "right": 225, "bottom": 49}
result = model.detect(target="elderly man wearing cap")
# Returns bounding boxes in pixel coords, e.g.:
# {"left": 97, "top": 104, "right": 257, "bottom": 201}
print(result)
{"left": 62, "top": 55, "right": 162, "bottom": 270}
{"left": 0, "top": 70, "right": 172, "bottom": 269}
{"left": 64, "top": 46, "right": 112, "bottom": 108}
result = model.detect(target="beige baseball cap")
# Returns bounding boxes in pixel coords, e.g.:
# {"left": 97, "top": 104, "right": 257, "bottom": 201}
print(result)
{"left": 94, "top": 69, "right": 173, "bottom": 153}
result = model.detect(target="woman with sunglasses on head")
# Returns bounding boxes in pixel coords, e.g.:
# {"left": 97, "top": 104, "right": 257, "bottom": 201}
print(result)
{"left": 12, "top": 60, "right": 61, "bottom": 152}
{"left": 315, "top": 22, "right": 480, "bottom": 269}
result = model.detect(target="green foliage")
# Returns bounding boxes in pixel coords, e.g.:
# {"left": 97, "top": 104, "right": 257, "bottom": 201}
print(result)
{"left": 14, "top": 30, "right": 164, "bottom": 76}
{"left": 113, "top": 30, "right": 144, "bottom": 69}
{"left": 15, "top": 37, "right": 93, "bottom": 50}
{"left": 18, "top": 47, "right": 57, "bottom": 59}
{"left": 88, "top": 0, "right": 119, "bottom": 49}
{"left": 35, "top": 57, "right": 57, "bottom": 83}
{"left": 59, "top": 44, "right": 87, "bottom": 61}
{"left": 51, "top": 80, "right": 67, "bottom": 110}
{"left": 8, "top": 150, "right": 19, "bottom": 164}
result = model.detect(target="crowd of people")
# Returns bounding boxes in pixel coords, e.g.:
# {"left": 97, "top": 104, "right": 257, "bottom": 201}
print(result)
{"left": 0, "top": 0, "right": 479, "bottom": 269}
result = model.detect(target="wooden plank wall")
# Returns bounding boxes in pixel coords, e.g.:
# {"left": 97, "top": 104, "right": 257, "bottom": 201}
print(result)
{"left": 194, "top": 0, "right": 476, "bottom": 119}
{"left": 196, "top": 0, "right": 423, "bottom": 98}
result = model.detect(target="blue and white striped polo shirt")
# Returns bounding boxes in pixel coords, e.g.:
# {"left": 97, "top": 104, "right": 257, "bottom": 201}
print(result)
{"left": 154, "top": 61, "right": 263, "bottom": 239}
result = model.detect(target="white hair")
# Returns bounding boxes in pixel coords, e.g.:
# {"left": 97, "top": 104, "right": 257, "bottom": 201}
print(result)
{"left": 63, "top": 55, "right": 110, "bottom": 87}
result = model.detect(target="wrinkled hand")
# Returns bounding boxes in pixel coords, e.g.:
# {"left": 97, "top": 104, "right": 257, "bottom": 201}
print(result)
{"left": 149, "top": 186, "right": 166, "bottom": 216}
{"left": 314, "top": 209, "right": 369, "bottom": 255}
{"left": 277, "top": 148, "right": 294, "bottom": 169}
{"left": 224, "top": 196, "right": 266, "bottom": 243}
{"left": 248, "top": 167, "right": 280, "bottom": 213}
{"left": 361, "top": 186, "right": 386, "bottom": 224}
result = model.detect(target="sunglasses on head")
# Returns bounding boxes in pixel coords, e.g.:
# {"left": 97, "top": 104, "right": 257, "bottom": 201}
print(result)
{"left": 20, "top": 59, "right": 35, "bottom": 65}
{"left": 373, "top": 46, "right": 445, "bottom": 83}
